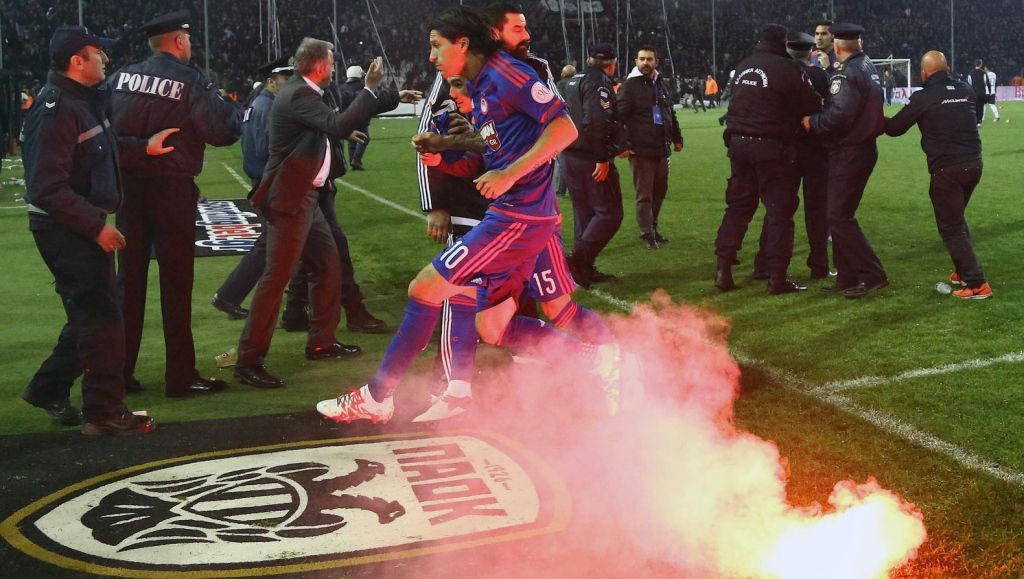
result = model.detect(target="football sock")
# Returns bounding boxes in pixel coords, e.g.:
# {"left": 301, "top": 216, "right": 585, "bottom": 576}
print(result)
{"left": 496, "top": 315, "right": 592, "bottom": 360}
{"left": 443, "top": 295, "right": 479, "bottom": 384}
{"left": 369, "top": 298, "right": 441, "bottom": 401}
{"left": 551, "top": 301, "right": 615, "bottom": 345}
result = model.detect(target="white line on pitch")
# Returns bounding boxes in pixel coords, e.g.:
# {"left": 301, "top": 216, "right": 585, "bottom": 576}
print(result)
{"left": 816, "top": 351, "right": 1024, "bottom": 393}
{"left": 220, "top": 162, "right": 250, "bottom": 191}
{"left": 336, "top": 180, "right": 424, "bottom": 220}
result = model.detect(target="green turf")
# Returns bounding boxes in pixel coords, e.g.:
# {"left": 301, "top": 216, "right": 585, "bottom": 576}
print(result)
{"left": 1, "top": 102, "right": 1022, "bottom": 575}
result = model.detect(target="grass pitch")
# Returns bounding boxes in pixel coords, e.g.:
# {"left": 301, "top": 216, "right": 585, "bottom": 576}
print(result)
{"left": 1, "top": 102, "right": 1022, "bottom": 575}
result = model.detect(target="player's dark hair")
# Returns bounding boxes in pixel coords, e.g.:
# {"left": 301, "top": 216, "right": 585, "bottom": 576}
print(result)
{"left": 816, "top": 20, "right": 833, "bottom": 29}
{"left": 637, "top": 45, "right": 659, "bottom": 59}
{"left": 484, "top": 2, "right": 524, "bottom": 28}
{"left": 430, "top": 6, "right": 501, "bottom": 57}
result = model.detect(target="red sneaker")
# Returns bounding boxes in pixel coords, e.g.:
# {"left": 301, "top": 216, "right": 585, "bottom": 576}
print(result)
{"left": 952, "top": 282, "right": 993, "bottom": 300}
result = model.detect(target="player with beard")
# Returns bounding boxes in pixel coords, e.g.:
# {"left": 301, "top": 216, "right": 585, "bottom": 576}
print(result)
{"left": 317, "top": 6, "right": 626, "bottom": 424}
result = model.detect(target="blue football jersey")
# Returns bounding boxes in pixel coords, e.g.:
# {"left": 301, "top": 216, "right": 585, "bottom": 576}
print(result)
{"left": 467, "top": 51, "right": 569, "bottom": 218}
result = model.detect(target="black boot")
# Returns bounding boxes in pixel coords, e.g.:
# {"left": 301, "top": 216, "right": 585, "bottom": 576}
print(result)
{"left": 567, "top": 252, "right": 593, "bottom": 289}
{"left": 714, "top": 262, "right": 735, "bottom": 292}
{"left": 768, "top": 273, "right": 806, "bottom": 295}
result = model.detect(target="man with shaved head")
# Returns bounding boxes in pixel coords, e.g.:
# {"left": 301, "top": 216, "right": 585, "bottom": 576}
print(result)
{"left": 883, "top": 51, "right": 990, "bottom": 300}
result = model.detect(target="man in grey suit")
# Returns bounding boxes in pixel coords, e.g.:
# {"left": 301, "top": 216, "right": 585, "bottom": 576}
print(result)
{"left": 235, "top": 38, "right": 384, "bottom": 388}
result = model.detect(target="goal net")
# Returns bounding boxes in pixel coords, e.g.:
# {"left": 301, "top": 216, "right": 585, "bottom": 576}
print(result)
{"left": 871, "top": 58, "right": 913, "bottom": 104}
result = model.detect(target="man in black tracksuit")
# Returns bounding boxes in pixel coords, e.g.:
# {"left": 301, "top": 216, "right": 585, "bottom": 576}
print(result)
{"left": 617, "top": 45, "right": 684, "bottom": 250}
{"left": 563, "top": 42, "right": 623, "bottom": 288}
{"left": 108, "top": 10, "right": 241, "bottom": 396}
{"left": 967, "top": 60, "right": 987, "bottom": 126}
{"left": 22, "top": 26, "right": 158, "bottom": 435}
{"left": 884, "top": 51, "right": 991, "bottom": 299}
{"left": 714, "top": 24, "right": 820, "bottom": 294}
{"left": 803, "top": 23, "right": 888, "bottom": 299}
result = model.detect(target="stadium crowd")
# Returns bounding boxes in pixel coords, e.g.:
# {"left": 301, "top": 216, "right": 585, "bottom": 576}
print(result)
{"left": 2, "top": 0, "right": 1022, "bottom": 96}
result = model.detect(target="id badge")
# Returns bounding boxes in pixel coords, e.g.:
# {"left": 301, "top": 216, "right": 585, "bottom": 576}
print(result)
{"left": 652, "top": 104, "right": 664, "bottom": 125}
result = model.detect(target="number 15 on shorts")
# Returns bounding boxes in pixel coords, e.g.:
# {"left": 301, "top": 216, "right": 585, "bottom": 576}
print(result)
{"left": 533, "top": 269, "right": 556, "bottom": 296}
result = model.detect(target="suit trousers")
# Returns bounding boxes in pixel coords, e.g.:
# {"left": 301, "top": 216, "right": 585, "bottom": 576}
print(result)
{"left": 29, "top": 224, "right": 127, "bottom": 421}
{"left": 930, "top": 163, "right": 985, "bottom": 287}
{"left": 827, "top": 143, "right": 886, "bottom": 288}
{"left": 630, "top": 155, "right": 670, "bottom": 237}
{"left": 238, "top": 189, "right": 341, "bottom": 366}
{"left": 117, "top": 174, "right": 200, "bottom": 394}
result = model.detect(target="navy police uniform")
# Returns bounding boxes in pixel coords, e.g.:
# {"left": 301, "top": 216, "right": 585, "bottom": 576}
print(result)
{"left": 22, "top": 27, "right": 154, "bottom": 433}
{"left": 884, "top": 69, "right": 987, "bottom": 289}
{"left": 715, "top": 24, "right": 821, "bottom": 293}
{"left": 808, "top": 23, "right": 887, "bottom": 297}
{"left": 562, "top": 42, "right": 623, "bottom": 287}
{"left": 108, "top": 11, "right": 241, "bottom": 396}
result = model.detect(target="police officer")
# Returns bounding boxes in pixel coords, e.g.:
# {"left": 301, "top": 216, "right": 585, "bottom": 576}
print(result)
{"left": 802, "top": 22, "right": 888, "bottom": 299}
{"left": 109, "top": 10, "right": 241, "bottom": 397}
{"left": 210, "top": 57, "right": 293, "bottom": 321}
{"left": 884, "top": 51, "right": 992, "bottom": 300}
{"left": 22, "top": 26, "right": 162, "bottom": 435}
{"left": 563, "top": 42, "right": 623, "bottom": 288}
{"left": 714, "top": 24, "right": 820, "bottom": 294}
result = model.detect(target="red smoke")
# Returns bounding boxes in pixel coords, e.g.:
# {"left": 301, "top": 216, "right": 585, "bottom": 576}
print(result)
{"left": 423, "top": 291, "right": 926, "bottom": 578}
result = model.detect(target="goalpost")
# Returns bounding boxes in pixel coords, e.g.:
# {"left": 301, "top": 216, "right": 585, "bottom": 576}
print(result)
{"left": 871, "top": 58, "right": 913, "bottom": 104}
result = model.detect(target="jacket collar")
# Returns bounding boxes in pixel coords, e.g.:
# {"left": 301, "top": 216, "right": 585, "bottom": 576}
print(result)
{"left": 48, "top": 71, "right": 94, "bottom": 98}
{"left": 923, "top": 70, "right": 951, "bottom": 88}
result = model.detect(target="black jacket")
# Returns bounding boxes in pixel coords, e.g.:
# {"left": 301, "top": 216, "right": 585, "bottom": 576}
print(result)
{"left": 724, "top": 41, "right": 821, "bottom": 141}
{"left": 23, "top": 72, "right": 135, "bottom": 238}
{"left": 809, "top": 52, "right": 885, "bottom": 149}
{"left": 107, "top": 52, "right": 241, "bottom": 177}
{"left": 967, "top": 68, "right": 987, "bottom": 96}
{"left": 884, "top": 71, "right": 981, "bottom": 174}
{"left": 564, "top": 66, "right": 620, "bottom": 162}
{"left": 336, "top": 78, "right": 370, "bottom": 132}
{"left": 250, "top": 75, "right": 377, "bottom": 214}
{"left": 617, "top": 72, "right": 683, "bottom": 157}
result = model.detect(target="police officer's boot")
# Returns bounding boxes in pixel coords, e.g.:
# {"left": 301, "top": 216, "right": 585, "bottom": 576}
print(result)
{"left": 567, "top": 251, "right": 593, "bottom": 289}
{"left": 768, "top": 272, "right": 806, "bottom": 295}
{"left": 714, "top": 259, "right": 736, "bottom": 292}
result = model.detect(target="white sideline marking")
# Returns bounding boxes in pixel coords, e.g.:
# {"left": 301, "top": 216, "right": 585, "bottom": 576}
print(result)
{"left": 349, "top": 181, "right": 1024, "bottom": 488}
{"left": 0, "top": 205, "right": 25, "bottom": 210}
{"left": 816, "top": 351, "right": 1024, "bottom": 393}
{"left": 336, "top": 180, "right": 424, "bottom": 220}
{"left": 221, "top": 162, "right": 250, "bottom": 191}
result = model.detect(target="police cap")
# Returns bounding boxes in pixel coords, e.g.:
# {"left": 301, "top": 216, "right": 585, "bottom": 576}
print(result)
{"left": 588, "top": 42, "right": 616, "bottom": 60}
{"left": 50, "top": 26, "right": 117, "bottom": 62}
{"left": 257, "top": 56, "right": 293, "bottom": 79}
{"left": 142, "top": 10, "right": 192, "bottom": 37}
{"left": 830, "top": 22, "right": 865, "bottom": 40}
{"left": 786, "top": 32, "right": 815, "bottom": 50}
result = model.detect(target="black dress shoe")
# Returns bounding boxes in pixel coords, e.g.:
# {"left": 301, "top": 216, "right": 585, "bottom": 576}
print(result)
{"left": 306, "top": 342, "right": 363, "bottom": 360}
{"left": 82, "top": 413, "right": 156, "bottom": 436}
{"left": 211, "top": 293, "right": 248, "bottom": 320}
{"left": 234, "top": 364, "right": 284, "bottom": 388}
{"left": 22, "top": 390, "right": 82, "bottom": 426}
{"left": 821, "top": 282, "right": 856, "bottom": 293}
{"left": 714, "top": 267, "right": 735, "bottom": 292}
{"left": 843, "top": 278, "right": 890, "bottom": 299}
{"left": 167, "top": 377, "right": 229, "bottom": 398}
{"left": 768, "top": 279, "right": 807, "bottom": 295}
{"left": 654, "top": 232, "right": 670, "bottom": 244}
{"left": 566, "top": 253, "right": 592, "bottom": 289}
{"left": 125, "top": 376, "right": 144, "bottom": 394}
{"left": 591, "top": 268, "right": 618, "bottom": 283}
{"left": 346, "top": 306, "right": 390, "bottom": 334}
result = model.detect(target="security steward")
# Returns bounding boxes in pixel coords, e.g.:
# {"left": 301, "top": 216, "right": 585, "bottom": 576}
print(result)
{"left": 802, "top": 22, "right": 888, "bottom": 299}
{"left": 714, "top": 24, "right": 820, "bottom": 294}
{"left": 108, "top": 10, "right": 241, "bottom": 397}
{"left": 563, "top": 42, "right": 624, "bottom": 289}
{"left": 211, "top": 57, "right": 293, "bottom": 321}
{"left": 884, "top": 51, "right": 991, "bottom": 299}
{"left": 22, "top": 26, "right": 163, "bottom": 435}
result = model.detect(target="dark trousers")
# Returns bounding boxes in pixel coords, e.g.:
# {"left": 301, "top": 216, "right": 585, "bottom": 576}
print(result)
{"left": 827, "top": 144, "right": 886, "bottom": 288}
{"left": 347, "top": 133, "right": 370, "bottom": 167}
{"left": 799, "top": 144, "right": 831, "bottom": 274}
{"left": 238, "top": 190, "right": 341, "bottom": 366}
{"left": 29, "top": 224, "right": 127, "bottom": 422}
{"left": 216, "top": 216, "right": 269, "bottom": 306}
{"left": 630, "top": 155, "right": 669, "bottom": 237}
{"left": 930, "top": 163, "right": 985, "bottom": 287}
{"left": 117, "top": 174, "right": 200, "bottom": 394}
{"left": 974, "top": 96, "right": 986, "bottom": 124}
{"left": 715, "top": 137, "right": 800, "bottom": 275}
{"left": 564, "top": 154, "right": 623, "bottom": 264}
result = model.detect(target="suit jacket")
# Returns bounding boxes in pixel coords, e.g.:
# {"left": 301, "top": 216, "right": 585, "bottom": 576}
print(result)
{"left": 251, "top": 75, "right": 376, "bottom": 213}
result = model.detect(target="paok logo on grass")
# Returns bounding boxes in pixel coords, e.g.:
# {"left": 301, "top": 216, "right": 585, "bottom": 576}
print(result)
{"left": 1, "top": 433, "right": 568, "bottom": 576}
{"left": 194, "top": 199, "right": 262, "bottom": 257}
